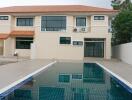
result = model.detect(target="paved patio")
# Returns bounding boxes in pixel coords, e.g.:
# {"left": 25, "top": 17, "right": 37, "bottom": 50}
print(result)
{"left": 0, "top": 56, "right": 29, "bottom": 66}
{"left": 0, "top": 59, "right": 56, "bottom": 95}
{"left": 0, "top": 57, "right": 132, "bottom": 96}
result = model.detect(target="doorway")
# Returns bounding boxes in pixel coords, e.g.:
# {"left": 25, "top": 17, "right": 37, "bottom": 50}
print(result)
{"left": 84, "top": 38, "right": 104, "bottom": 57}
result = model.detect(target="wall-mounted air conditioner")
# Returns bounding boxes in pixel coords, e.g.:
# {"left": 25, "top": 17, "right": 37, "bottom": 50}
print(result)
{"left": 73, "top": 27, "right": 87, "bottom": 33}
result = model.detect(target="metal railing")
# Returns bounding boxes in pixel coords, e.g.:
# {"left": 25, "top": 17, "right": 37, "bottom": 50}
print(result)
{"left": 37, "top": 26, "right": 110, "bottom": 33}
{"left": 11, "top": 26, "right": 111, "bottom": 33}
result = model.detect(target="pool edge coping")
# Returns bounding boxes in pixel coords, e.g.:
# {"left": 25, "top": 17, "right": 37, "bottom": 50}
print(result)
{"left": 0, "top": 61, "right": 57, "bottom": 95}
{"left": 96, "top": 62, "right": 132, "bottom": 92}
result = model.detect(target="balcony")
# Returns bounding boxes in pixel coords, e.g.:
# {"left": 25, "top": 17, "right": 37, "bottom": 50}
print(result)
{"left": 35, "top": 26, "right": 110, "bottom": 34}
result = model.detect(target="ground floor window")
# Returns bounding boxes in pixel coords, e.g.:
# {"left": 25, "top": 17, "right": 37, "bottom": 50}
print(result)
{"left": 60, "top": 37, "right": 71, "bottom": 44}
{"left": 16, "top": 37, "right": 33, "bottom": 49}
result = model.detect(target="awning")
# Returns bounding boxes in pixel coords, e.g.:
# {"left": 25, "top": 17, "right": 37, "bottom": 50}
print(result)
{"left": 10, "top": 31, "right": 34, "bottom": 37}
{"left": 0, "top": 34, "right": 9, "bottom": 39}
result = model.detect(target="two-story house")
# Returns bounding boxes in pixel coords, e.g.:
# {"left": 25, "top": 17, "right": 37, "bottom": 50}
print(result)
{"left": 0, "top": 5, "right": 117, "bottom": 60}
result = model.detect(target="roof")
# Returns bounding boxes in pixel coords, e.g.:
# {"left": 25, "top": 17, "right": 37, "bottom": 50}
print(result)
{"left": 0, "top": 34, "right": 9, "bottom": 39}
{"left": 10, "top": 31, "right": 34, "bottom": 36}
{"left": 0, "top": 5, "right": 117, "bottom": 13}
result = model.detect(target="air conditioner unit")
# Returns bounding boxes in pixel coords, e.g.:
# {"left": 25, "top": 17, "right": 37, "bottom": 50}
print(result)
{"left": 74, "top": 27, "right": 87, "bottom": 33}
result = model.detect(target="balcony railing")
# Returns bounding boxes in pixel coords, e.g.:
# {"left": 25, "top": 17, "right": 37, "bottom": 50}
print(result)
{"left": 35, "top": 26, "right": 111, "bottom": 33}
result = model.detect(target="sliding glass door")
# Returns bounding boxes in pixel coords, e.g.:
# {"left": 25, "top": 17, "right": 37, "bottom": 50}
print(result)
{"left": 84, "top": 42, "right": 104, "bottom": 57}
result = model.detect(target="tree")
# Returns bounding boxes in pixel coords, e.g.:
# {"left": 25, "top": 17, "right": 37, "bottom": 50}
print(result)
{"left": 111, "top": 0, "right": 122, "bottom": 10}
{"left": 120, "top": 0, "right": 132, "bottom": 10}
{"left": 112, "top": 7, "right": 132, "bottom": 45}
{"left": 111, "top": 0, "right": 131, "bottom": 10}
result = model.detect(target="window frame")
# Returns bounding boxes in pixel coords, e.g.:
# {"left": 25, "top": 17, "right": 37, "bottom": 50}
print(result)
{"left": 59, "top": 37, "right": 71, "bottom": 45}
{"left": 76, "top": 16, "right": 87, "bottom": 27}
{"left": 59, "top": 74, "right": 70, "bottom": 83}
{"left": 16, "top": 18, "right": 34, "bottom": 26}
{"left": 0, "top": 16, "right": 9, "bottom": 20}
{"left": 41, "top": 16, "right": 67, "bottom": 32}
{"left": 94, "top": 16, "right": 105, "bottom": 20}
{"left": 15, "top": 37, "right": 33, "bottom": 49}
{"left": 72, "top": 41, "right": 83, "bottom": 46}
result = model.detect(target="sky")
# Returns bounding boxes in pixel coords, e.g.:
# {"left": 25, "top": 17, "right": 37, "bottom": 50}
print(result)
{"left": 0, "top": 0, "right": 113, "bottom": 8}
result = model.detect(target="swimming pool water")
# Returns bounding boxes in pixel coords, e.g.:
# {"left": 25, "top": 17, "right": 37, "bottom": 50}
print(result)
{"left": 1, "top": 62, "right": 132, "bottom": 100}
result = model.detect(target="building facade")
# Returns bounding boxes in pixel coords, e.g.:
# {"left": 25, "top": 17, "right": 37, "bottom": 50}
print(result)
{"left": 0, "top": 5, "right": 117, "bottom": 60}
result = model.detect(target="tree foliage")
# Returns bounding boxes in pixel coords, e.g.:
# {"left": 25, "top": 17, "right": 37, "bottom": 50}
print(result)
{"left": 112, "top": 6, "right": 132, "bottom": 45}
{"left": 111, "top": 0, "right": 131, "bottom": 10}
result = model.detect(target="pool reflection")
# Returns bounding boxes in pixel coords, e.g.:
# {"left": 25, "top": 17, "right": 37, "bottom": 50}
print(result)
{"left": 3, "top": 62, "right": 132, "bottom": 100}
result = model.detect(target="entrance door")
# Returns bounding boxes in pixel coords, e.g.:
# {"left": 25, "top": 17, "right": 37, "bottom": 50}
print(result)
{"left": 84, "top": 42, "right": 104, "bottom": 57}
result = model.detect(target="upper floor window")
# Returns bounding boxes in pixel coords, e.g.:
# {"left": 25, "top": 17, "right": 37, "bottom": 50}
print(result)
{"left": 17, "top": 18, "right": 33, "bottom": 26}
{"left": 94, "top": 16, "right": 105, "bottom": 20}
{"left": 41, "top": 16, "right": 66, "bottom": 31}
{"left": 76, "top": 17, "right": 86, "bottom": 27}
{"left": 0, "top": 16, "right": 8, "bottom": 20}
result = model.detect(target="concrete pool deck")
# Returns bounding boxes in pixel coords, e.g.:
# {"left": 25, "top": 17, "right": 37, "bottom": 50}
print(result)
{"left": 0, "top": 59, "right": 56, "bottom": 95}
{"left": 0, "top": 58, "right": 132, "bottom": 96}
{"left": 97, "top": 60, "right": 132, "bottom": 90}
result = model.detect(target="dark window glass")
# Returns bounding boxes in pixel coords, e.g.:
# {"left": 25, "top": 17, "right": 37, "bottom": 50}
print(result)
{"left": 16, "top": 37, "right": 33, "bottom": 49}
{"left": 59, "top": 74, "right": 70, "bottom": 83}
{"left": 94, "top": 16, "right": 105, "bottom": 20}
{"left": 17, "top": 18, "right": 33, "bottom": 26}
{"left": 76, "top": 17, "right": 86, "bottom": 26}
{"left": 41, "top": 16, "right": 66, "bottom": 31}
{"left": 39, "top": 87, "right": 64, "bottom": 100}
{"left": 14, "top": 89, "right": 31, "bottom": 99}
{"left": 60, "top": 37, "right": 71, "bottom": 44}
{"left": 72, "top": 74, "right": 82, "bottom": 79}
{"left": 73, "top": 41, "right": 83, "bottom": 45}
{"left": 84, "top": 38, "right": 104, "bottom": 41}
{"left": 0, "top": 16, "right": 8, "bottom": 20}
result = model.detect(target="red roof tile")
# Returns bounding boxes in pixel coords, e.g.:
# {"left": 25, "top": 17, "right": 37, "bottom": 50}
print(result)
{"left": 0, "top": 5, "right": 117, "bottom": 13}
{"left": 0, "top": 34, "right": 9, "bottom": 39}
{"left": 10, "top": 31, "right": 34, "bottom": 36}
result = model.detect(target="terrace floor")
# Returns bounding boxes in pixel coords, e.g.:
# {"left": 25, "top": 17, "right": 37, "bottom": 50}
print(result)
{"left": 0, "top": 57, "right": 132, "bottom": 96}
{"left": 0, "top": 59, "right": 56, "bottom": 95}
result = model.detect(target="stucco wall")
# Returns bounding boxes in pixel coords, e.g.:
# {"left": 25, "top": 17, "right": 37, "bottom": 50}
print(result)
{"left": 0, "top": 40, "right": 3, "bottom": 55}
{"left": 91, "top": 15, "right": 109, "bottom": 34}
{"left": 32, "top": 15, "right": 111, "bottom": 60}
{"left": 0, "top": 15, "right": 11, "bottom": 33}
{"left": 4, "top": 37, "right": 31, "bottom": 57}
{"left": 3, "top": 38, "right": 15, "bottom": 56}
{"left": 112, "top": 42, "right": 132, "bottom": 65}
{"left": 1, "top": 14, "right": 111, "bottom": 59}
{"left": 12, "top": 16, "right": 35, "bottom": 31}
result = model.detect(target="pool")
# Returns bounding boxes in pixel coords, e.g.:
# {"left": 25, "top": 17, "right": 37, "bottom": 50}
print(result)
{"left": 1, "top": 62, "right": 132, "bottom": 100}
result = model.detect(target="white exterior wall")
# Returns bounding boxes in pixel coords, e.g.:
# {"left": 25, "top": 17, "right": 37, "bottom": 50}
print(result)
{"left": 12, "top": 16, "right": 35, "bottom": 31}
{"left": 4, "top": 37, "right": 31, "bottom": 57}
{"left": 3, "top": 16, "right": 33, "bottom": 57}
{"left": 91, "top": 15, "right": 109, "bottom": 33}
{"left": 0, "top": 15, "right": 11, "bottom": 33}
{"left": 0, "top": 40, "right": 3, "bottom": 55}
{"left": 1, "top": 14, "right": 112, "bottom": 60}
{"left": 3, "top": 38, "right": 15, "bottom": 56}
{"left": 112, "top": 42, "right": 132, "bottom": 65}
{"left": 33, "top": 15, "right": 111, "bottom": 60}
